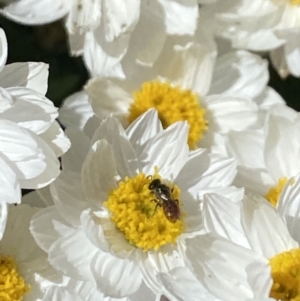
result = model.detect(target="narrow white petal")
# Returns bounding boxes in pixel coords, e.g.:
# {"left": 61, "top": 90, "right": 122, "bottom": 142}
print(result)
{"left": 126, "top": 109, "right": 163, "bottom": 158}
{"left": 265, "top": 115, "right": 300, "bottom": 179}
{"left": 278, "top": 173, "right": 300, "bottom": 243}
{"left": 155, "top": 42, "right": 214, "bottom": 96}
{"left": 242, "top": 194, "right": 298, "bottom": 258}
{"left": 91, "top": 116, "right": 138, "bottom": 178}
{"left": 203, "top": 193, "right": 250, "bottom": 248}
{"left": 141, "top": 121, "right": 189, "bottom": 180}
{"left": 81, "top": 140, "right": 117, "bottom": 203}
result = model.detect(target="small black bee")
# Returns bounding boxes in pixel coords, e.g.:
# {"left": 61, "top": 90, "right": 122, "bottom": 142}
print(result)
{"left": 148, "top": 178, "right": 180, "bottom": 223}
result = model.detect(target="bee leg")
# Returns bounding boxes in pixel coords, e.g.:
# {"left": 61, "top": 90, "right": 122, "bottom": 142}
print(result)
{"left": 150, "top": 199, "right": 161, "bottom": 217}
{"left": 175, "top": 199, "right": 179, "bottom": 204}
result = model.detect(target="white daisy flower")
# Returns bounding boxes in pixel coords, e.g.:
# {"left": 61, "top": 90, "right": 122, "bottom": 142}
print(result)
{"left": 83, "top": 34, "right": 262, "bottom": 150}
{"left": 182, "top": 192, "right": 300, "bottom": 301}
{"left": 202, "top": 0, "right": 300, "bottom": 77}
{"left": 30, "top": 109, "right": 237, "bottom": 299}
{"left": 0, "top": 28, "right": 70, "bottom": 238}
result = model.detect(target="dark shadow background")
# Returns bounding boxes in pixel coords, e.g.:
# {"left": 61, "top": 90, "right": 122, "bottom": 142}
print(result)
{"left": 1, "top": 16, "right": 299, "bottom": 111}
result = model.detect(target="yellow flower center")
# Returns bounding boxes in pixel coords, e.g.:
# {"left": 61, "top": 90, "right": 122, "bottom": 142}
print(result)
{"left": 264, "top": 177, "right": 288, "bottom": 207}
{"left": 104, "top": 172, "right": 185, "bottom": 251}
{"left": 128, "top": 80, "right": 208, "bottom": 149}
{"left": 0, "top": 255, "right": 30, "bottom": 301}
{"left": 269, "top": 249, "right": 300, "bottom": 301}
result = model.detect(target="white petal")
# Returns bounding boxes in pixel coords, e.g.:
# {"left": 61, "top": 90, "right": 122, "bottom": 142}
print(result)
{"left": 90, "top": 251, "right": 143, "bottom": 297}
{"left": 83, "top": 29, "right": 128, "bottom": 77}
{"left": 61, "top": 128, "right": 91, "bottom": 174}
{"left": 194, "top": 152, "right": 237, "bottom": 196}
{"left": 0, "top": 28, "right": 7, "bottom": 72}
{"left": 39, "top": 121, "right": 71, "bottom": 157}
{"left": 59, "top": 90, "right": 93, "bottom": 130}
{"left": 242, "top": 194, "right": 298, "bottom": 258}
{"left": 141, "top": 121, "right": 189, "bottom": 180}
{"left": 203, "top": 193, "right": 249, "bottom": 248}
{"left": 270, "top": 46, "right": 289, "bottom": 79}
{"left": 185, "top": 234, "right": 270, "bottom": 301}
{"left": 1, "top": 87, "right": 58, "bottom": 134}
{"left": 2, "top": 0, "right": 72, "bottom": 25}
{"left": 158, "top": 267, "right": 220, "bottom": 301}
{"left": 50, "top": 170, "right": 88, "bottom": 226}
{"left": 282, "top": 30, "right": 300, "bottom": 77}
{"left": 0, "top": 202, "right": 7, "bottom": 240}
{"left": 0, "top": 154, "right": 21, "bottom": 205}
{"left": 82, "top": 140, "right": 117, "bottom": 203}
{"left": 265, "top": 115, "right": 300, "bottom": 179}
{"left": 85, "top": 77, "right": 133, "bottom": 119}
{"left": 68, "top": 32, "right": 85, "bottom": 56}
{"left": 30, "top": 206, "right": 65, "bottom": 252}
{"left": 254, "top": 87, "right": 285, "bottom": 110}
{"left": 18, "top": 136, "right": 60, "bottom": 189}
{"left": 91, "top": 116, "right": 138, "bottom": 178}
{"left": 126, "top": 109, "right": 163, "bottom": 157}
{"left": 209, "top": 50, "right": 268, "bottom": 98}
{"left": 206, "top": 94, "right": 258, "bottom": 133}
{"left": 0, "top": 119, "right": 60, "bottom": 187}
{"left": 48, "top": 229, "right": 98, "bottom": 284}
{"left": 102, "top": 0, "right": 140, "bottom": 42}
{"left": 175, "top": 148, "right": 210, "bottom": 193}
{"left": 278, "top": 174, "right": 300, "bottom": 243}
{"left": 22, "top": 186, "right": 53, "bottom": 208}
{"left": 0, "top": 62, "right": 49, "bottom": 95}
{"left": 0, "top": 87, "right": 13, "bottom": 113}
{"left": 155, "top": 42, "right": 214, "bottom": 96}
{"left": 158, "top": 0, "right": 198, "bottom": 35}
{"left": 66, "top": 0, "right": 101, "bottom": 34}
{"left": 123, "top": 0, "right": 166, "bottom": 67}
{"left": 234, "top": 166, "right": 274, "bottom": 195}
{"left": 224, "top": 129, "right": 265, "bottom": 169}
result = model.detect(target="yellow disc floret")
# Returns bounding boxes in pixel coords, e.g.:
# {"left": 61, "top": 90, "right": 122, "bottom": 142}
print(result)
{"left": 265, "top": 177, "right": 288, "bottom": 207}
{"left": 128, "top": 80, "right": 208, "bottom": 149}
{"left": 269, "top": 249, "right": 300, "bottom": 301}
{"left": 0, "top": 255, "right": 30, "bottom": 301}
{"left": 104, "top": 172, "right": 185, "bottom": 251}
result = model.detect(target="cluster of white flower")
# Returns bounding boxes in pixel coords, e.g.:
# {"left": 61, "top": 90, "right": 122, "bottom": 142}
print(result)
{"left": 1, "top": 1, "right": 300, "bottom": 301}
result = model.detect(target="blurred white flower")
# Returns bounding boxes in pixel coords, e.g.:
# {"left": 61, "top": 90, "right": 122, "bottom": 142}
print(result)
{"left": 0, "top": 28, "right": 70, "bottom": 238}
{"left": 30, "top": 110, "right": 237, "bottom": 299}
{"left": 202, "top": 0, "right": 300, "bottom": 77}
